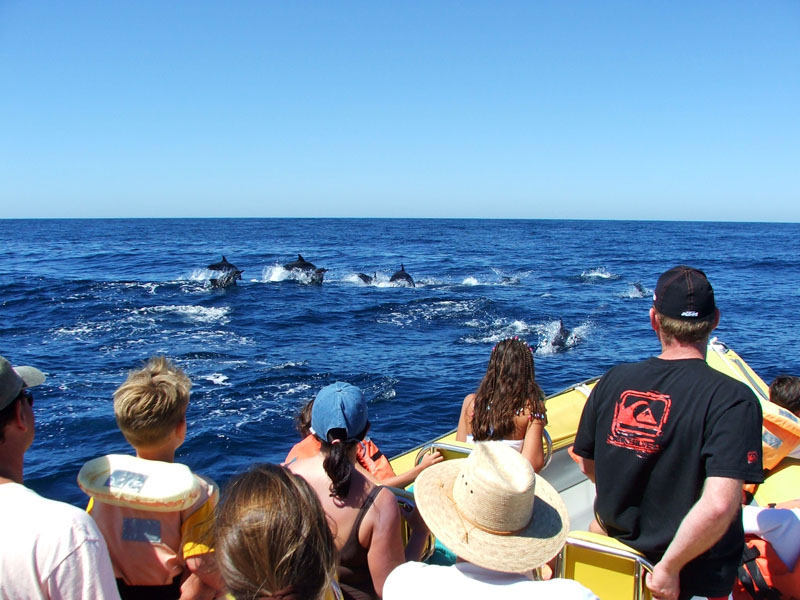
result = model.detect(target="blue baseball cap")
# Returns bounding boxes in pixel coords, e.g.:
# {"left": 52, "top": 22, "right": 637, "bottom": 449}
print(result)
{"left": 311, "top": 382, "right": 368, "bottom": 442}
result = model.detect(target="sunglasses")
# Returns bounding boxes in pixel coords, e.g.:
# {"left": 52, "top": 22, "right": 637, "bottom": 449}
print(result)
{"left": 19, "top": 389, "right": 34, "bottom": 407}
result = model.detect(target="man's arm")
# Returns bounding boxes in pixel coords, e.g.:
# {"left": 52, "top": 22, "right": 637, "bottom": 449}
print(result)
{"left": 570, "top": 448, "right": 595, "bottom": 483}
{"left": 646, "top": 476, "right": 742, "bottom": 600}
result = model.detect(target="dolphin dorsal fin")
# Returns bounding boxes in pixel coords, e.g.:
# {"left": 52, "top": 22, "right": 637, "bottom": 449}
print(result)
{"left": 222, "top": 255, "right": 227, "bottom": 261}
{"left": 298, "top": 254, "right": 304, "bottom": 261}
{"left": 401, "top": 263, "right": 405, "bottom": 271}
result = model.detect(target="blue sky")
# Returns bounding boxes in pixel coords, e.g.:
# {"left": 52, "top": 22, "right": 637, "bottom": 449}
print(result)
{"left": 2, "top": 1, "right": 798, "bottom": 220}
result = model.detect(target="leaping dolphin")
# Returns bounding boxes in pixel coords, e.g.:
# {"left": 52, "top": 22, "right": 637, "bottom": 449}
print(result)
{"left": 551, "top": 319, "right": 582, "bottom": 351}
{"left": 357, "top": 272, "right": 377, "bottom": 284}
{"left": 389, "top": 264, "right": 415, "bottom": 288}
{"left": 207, "top": 256, "right": 243, "bottom": 288}
{"left": 632, "top": 282, "right": 648, "bottom": 298}
{"left": 283, "top": 254, "right": 327, "bottom": 284}
{"left": 552, "top": 319, "right": 570, "bottom": 350}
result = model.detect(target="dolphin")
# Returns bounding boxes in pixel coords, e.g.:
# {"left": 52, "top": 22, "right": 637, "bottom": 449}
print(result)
{"left": 357, "top": 272, "right": 376, "bottom": 284}
{"left": 207, "top": 255, "right": 243, "bottom": 288}
{"left": 550, "top": 319, "right": 583, "bottom": 351}
{"left": 389, "top": 264, "right": 415, "bottom": 288}
{"left": 284, "top": 254, "right": 316, "bottom": 271}
{"left": 283, "top": 254, "right": 327, "bottom": 284}
{"left": 551, "top": 319, "right": 573, "bottom": 350}
{"left": 632, "top": 281, "right": 648, "bottom": 298}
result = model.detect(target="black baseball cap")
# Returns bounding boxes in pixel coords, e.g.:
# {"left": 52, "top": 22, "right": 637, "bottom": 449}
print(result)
{"left": 653, "top": 266, "right": 716, "bottom": 321}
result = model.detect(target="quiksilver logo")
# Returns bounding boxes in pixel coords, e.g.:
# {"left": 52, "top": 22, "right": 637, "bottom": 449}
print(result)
{"left": 681, "top": 310, "right": 699, "bottom": 317}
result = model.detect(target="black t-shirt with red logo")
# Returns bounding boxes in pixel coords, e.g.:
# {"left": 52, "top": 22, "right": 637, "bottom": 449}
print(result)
{"left": 573, "top": 357, "right": 764, "bottom": 598}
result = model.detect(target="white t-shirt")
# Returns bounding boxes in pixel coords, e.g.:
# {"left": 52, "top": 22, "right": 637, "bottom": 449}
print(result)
{"left": 383, "top": 561, "right": 598, "bottom": 600}
{"left": 0, "top": 483, "right": 120, "bottom": 600}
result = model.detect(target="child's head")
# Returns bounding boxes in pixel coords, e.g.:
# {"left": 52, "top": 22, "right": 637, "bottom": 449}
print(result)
{"left": 296, "top": 398, "right": 314, "bottom": 438}
{"left": 770, "top": 375, "right": 800, "bottom": 417}
{"left": 215, "top": 463, "right": 337, "bottom": 600}
{"left": 114, "top": 356, "right": 191, "bottom": 449}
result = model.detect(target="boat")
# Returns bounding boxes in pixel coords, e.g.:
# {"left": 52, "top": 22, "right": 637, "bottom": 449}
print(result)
{"left": 387, "top": 338, "right": 800, "bottom": 599}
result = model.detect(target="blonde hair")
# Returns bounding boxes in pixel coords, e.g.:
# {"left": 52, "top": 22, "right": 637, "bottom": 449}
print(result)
{"left": 215, "top": 464, "right": 337, "bottom": 600}
{"left": 654, "top": 311, "right": 716, "bottom": 345}
{"left": 113, "top": 356, "right": 191, "bottom": 448}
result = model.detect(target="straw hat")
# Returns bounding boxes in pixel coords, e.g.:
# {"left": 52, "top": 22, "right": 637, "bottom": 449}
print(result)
{"left": 414, "top": 441, "right": 569, "bottom": 573}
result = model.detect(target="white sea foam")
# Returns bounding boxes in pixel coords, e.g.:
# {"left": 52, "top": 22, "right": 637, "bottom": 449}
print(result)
{"left": 262, "top": 265, "right": 290, "bottom": 282}
{"left": 275, "top": 382, "right": 312, "bottom": 395}
{"left": 54, "top": 324, "right": 97, "bottom": 337}
{"left": 205, "top": 373, "right": 230, "bottom": 385}
{"left": 377, "top": 299, "right": 481, "bottom": 326}
{"left": 461, "top": 276, "right": 479, "bottom": 286}
{"left": 344, "top": 272, "right": 387, "bottom": 286}
{"left": 187, "top": 268, "right": 213, "bottom": 282}
{"left": 619, "top": 282, "right": 651, "bottom": 299}
{"left": 135, "top": 305, "right": 230, "bottom": 324}
{"left": 269, "top": 360, "right": 308, "bottom": 370}
{"left": 534, "top": 319, "right": 591, "bottom": 355}
{"left": 460, "top": 318, "right": 536, "bottom": 344}
{"left": 489, "top": 267, "right": 530, "bottom": 285}
{"left": 580, "top": 267, "right": 620, "bottom": 281}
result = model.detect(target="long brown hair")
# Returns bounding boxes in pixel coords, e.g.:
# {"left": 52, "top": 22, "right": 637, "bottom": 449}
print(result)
{"left": 320, "top": 425, "right": 368, "bottom": 499}
{"left": 471, "top": 337, "right": 544, "bottom": 440}
{"left": 215, "top": 464, "right": 337, "bottom": 600}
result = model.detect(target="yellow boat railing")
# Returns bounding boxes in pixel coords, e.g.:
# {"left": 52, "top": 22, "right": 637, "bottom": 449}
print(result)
{"left": 412, "top": 430, "right": 554, "bottom": 471}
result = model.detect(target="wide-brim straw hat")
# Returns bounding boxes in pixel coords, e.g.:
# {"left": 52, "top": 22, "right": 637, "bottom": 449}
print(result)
{"left": 414, "top": 441, "right": 569, "bottom": 573}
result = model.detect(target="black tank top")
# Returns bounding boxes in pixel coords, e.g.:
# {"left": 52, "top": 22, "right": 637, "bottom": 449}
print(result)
{"left": 338, "top": 485, "right": 383, "bottom": 599}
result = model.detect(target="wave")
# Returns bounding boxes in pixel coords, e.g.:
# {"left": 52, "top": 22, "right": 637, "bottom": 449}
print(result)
{"left": 260, "top": 265, "right": 323, "bottom": 285}
{"left": 204, "top": 373, "right": 230, "bottom": 386}
{"left": 580, "top": 267, "right": 620, "bottom": 282}
{"left": 269, "top": 360, "right": 309, "bottom": 370}
{"left": 134, "top": 305, "right": 230, "bottom": 324}
{"left": 460, "top": 318, "right": 535, "bottom": 344}
{"left": 619, "top": 282, "right": 652, "bottom": 299}
{"left": 375, "top": 298, "right": 487, "bottom": 327}
{"left": 459, "top": 317, "right": 591, "bottom": 355}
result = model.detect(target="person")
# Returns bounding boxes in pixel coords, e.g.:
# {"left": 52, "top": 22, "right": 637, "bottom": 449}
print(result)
{"left": 741, "top": 502, "right": 800, "bottom": 572}
{"left": 456, "top": 336, "right": 547, "bottom": 471}
{"left": 214, "top": 463, "right": 342, "bottom": 600}
{"left": 87, "top": 356, "right": 222, "bottom": 599}
{"left": 285, "top": 397, "right": 443, "bottom": 487}
{"left": 769, "top": 375, "right": 800, "bottom": 459}
{"left": 572, "top": 265, "right": 764, "bottom": 600}
{"left": 288, "top": 382, "right": 429, "bottom": 599}
{"left": 0, "top": 355, "right": 121, "bottom": 599}
{"left": 382, "top": 441, "right": 597, "bottom": 599}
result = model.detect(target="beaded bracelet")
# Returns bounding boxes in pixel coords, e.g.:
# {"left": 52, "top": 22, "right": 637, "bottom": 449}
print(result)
{"left": 530, "top": 411, "right": 548, "bottom": 426}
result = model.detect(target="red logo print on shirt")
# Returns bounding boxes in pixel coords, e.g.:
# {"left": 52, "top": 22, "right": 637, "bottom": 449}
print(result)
{"left": 607, "top": 390, "right": 671, "bottom": 456}
{"left": 747, "top": 451, "right": 758, "bottom": 464}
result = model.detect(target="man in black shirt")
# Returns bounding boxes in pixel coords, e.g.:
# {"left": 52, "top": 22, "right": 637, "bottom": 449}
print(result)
{"left": 573, "top": 266, "right": 764, "bottom": 600}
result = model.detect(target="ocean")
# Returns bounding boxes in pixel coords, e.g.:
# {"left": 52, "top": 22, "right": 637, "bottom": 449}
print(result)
{"left": 2, "top": 218, "right": 798, "bottom": 507}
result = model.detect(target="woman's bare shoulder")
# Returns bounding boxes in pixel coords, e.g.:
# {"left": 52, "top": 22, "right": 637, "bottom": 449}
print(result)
{"left": 368, "top": 486, "right": 402, "bottom": 526}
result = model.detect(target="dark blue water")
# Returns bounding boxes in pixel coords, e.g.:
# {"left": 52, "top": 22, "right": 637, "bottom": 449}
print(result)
{"left": 2, "top": 218, "right": 799, "bottom": 507}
